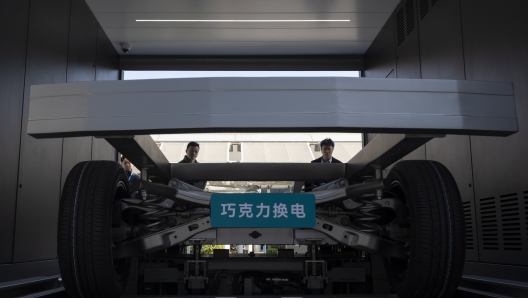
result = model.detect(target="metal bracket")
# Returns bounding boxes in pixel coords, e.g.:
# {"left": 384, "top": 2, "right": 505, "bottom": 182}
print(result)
{"left": 303, "top": 260, "right": 328, "bottom": 289}
{"left": 169, "top": 178, "right": 204, "bottom": 191}
{"left": 342, "top": 197, "right": 398, "bottom": 211}
{"left": 133, "top": 178, "right": 386, "bottom": 208}
{"left": 113, "top": 215, "right": 407, "bottom": 260}
{"left": 294, "top": 230, "right": 337, "bottom": 245}
{"left": 312, "top": 178, "right": 349, "bottom": 191}
{"left": 185, "top": 260, "right": 208, "bottom": 290}
{"left": 113, "top": 216, "right": 212, "bottom": 259}
{"left": 122, "top": 198, "right": 175, "bottom": 210}
{"left": 346, "top": 134, "right": 443, "bottom": 179}
{"left": 312, "top": 217, "right": 408, "bottom": 259}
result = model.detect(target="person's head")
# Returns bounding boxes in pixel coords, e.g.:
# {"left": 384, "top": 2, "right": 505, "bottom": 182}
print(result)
{"left": 121, "top": 156, "right": 132, "bottom": 171}
{"left": 185, "top": 141, "right": 200, "bottom": 162}
{"left": 320, "top": 138, "right": 335, "bottom": 161}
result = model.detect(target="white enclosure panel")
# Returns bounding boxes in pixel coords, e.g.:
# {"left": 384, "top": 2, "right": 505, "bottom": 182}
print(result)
{"left": 28, "top": 77, "right": 517, "bottom": 138}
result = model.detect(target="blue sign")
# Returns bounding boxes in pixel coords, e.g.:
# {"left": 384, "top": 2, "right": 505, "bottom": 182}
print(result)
{"left": 210, "top": 193, "right": 315, "bottom": 228}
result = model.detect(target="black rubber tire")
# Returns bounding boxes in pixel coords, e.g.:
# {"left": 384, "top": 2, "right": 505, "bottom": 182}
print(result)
{"left": 58, "top": 161, "right": 131, "bottom": 298}
{"left": 383, "top": 160, "right": 465, "bottom": 298}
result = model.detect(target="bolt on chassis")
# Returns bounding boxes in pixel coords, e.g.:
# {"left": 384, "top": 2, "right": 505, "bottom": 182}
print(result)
{"left": 28, "top": 77, "right": 517, "bottom": 297}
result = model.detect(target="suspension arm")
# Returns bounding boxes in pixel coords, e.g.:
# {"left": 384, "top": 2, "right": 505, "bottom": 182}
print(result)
{"left": 132, "top": 180, "right": 211, "bottom": 207}
{"left": 313, "top": 217, "right": 408, "bottom": 259}
{"left": 133, "top": 179, "right": 387, "bottom": 208}
{"left": 113, "top": 215, "right": 406, "bottom": 259}
{"left": 113, "top": 216, "right": 212, "bottom": 259}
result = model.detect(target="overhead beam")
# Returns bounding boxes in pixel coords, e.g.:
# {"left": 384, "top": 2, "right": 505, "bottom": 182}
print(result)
{"left": 27, "top": 77, "right": 518, "bottom": 138}
{"left": 119, "top": 55, "right": 364, "bottom": 71}
{"left": 171, "top": 163, "right": 345, "bottom": 181}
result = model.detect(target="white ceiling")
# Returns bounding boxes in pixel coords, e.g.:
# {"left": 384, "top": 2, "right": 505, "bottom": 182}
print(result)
{"left": 84, "top": 0, "right": 400, "bottom": 55}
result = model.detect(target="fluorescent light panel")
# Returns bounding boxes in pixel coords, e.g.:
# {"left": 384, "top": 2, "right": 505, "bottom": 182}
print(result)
{"left": 136, "top": 19, "right": 350, "bottom": 22}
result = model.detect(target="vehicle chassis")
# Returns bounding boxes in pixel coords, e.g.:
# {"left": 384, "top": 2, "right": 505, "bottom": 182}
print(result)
{"left": 28, "top": 77, "right": 518, "bottom": 296}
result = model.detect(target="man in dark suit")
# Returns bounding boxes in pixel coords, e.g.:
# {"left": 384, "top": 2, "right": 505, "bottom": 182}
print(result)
{"left": 179, "top": 141, "right": 207, "bottom": 190}
{"left": 305, "top": 138, "right": 342, "bottom": 191}
{"left": 179, "top": 141, "right": 200, "bottom": 164}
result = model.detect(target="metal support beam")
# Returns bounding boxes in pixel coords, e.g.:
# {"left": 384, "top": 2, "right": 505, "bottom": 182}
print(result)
{"left": 104, "top": 135, "right": 170, "bottom": 182}
{"left": 27, "top": 77, "right": 518, "bottom": 138}
{"left": 171, "top": 163, "right": 345, "bottom": 181}
{"left": 346, "top": 134, "right": 443, "bottom": 179}
{"left": 103, "top": 133, "right": 446, "bottom": 183}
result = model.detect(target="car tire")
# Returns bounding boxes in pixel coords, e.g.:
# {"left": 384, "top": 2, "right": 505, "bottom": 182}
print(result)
{"left": 383, "top": 160, "right": 465, "bottom": 298}
{"left": 58, "top": 161, "right": 131, "bottom": 298}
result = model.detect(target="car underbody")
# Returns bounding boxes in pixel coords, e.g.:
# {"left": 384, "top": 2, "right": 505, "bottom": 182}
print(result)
{"left": 27, "top": 77, "right": 517, "bottom": 297}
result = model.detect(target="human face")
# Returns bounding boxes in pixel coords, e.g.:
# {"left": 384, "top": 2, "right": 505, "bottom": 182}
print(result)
{"left": 121, "top": 158, "right": 132, "bottom": 171}
{"left": 186, "top": 146, "right": 200, "bottom": 162}
{"left": 321, "top": 145, "right": 334, "bottom": 162}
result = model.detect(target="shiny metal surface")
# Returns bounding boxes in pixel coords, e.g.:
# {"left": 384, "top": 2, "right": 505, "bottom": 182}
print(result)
{"left": 113, "top": 212, "right": 407, "bottom": 259}
{"left": 312, "top": 188, "right": 347, "bottom": 204}
{"left": 175, "top": 190, "right": 212, "bottom": 206}
{"left": 168, "top": 178, "right": 204, "bottom": 191}
{"left": 113, "top": 216, "right": 212, "bottom": 259}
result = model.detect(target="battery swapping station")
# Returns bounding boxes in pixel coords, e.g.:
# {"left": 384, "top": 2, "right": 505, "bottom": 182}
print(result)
{"left": 1, "top": 1, "right": 527, "bottom": 297}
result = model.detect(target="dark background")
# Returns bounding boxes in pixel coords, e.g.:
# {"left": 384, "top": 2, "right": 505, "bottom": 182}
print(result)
{"left": 364, "top": 0, "right": 528, "bottom": 281}
{"left": 0, "top": 0, "right": 118, "bottom": 279}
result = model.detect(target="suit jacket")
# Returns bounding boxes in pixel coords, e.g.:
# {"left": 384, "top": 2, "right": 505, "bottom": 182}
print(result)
{"left": 304, "top": 157, "right": 342, "bottom": 191}
{"left": 178, "top": 156, "right": 207, "bottom": 190}
{"left": 310, "top": 157, "right": 342, "bottom": 164}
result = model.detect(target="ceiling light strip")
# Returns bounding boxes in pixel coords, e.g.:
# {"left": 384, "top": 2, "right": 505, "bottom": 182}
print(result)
{"left": 136, "top": 19, "right": 350, "bottom": 22}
